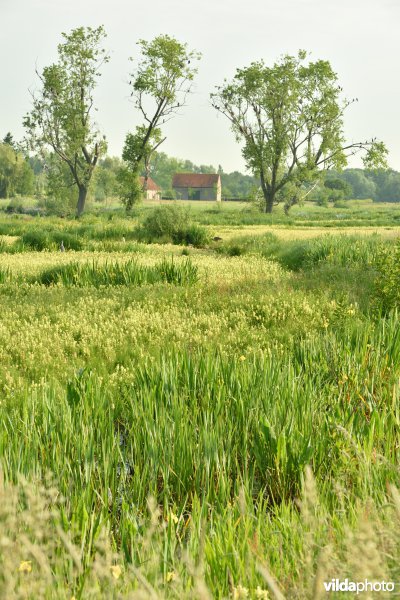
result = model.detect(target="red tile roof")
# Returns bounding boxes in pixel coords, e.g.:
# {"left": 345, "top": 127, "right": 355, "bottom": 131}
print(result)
{"left": 172, "top": 173, "right": 221, "bottom": 188}
{"left": 139, "top": 176, "right": 160, "bottom": 191}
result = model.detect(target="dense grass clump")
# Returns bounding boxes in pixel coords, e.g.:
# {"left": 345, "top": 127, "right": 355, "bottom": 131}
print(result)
{"left": 19, "top": 229, "right": 83, "bottom": 251}
{"left": 0, "top": 266, "right": 11, "bottom": 283}
{"left": 373, "top": 240, "right": 400, "bottom": 315}
{"left": 36, "top": 258, "right": 198, "bottom": 287}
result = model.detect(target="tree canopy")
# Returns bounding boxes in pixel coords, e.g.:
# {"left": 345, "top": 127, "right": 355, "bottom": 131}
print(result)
{"left": 24, "top": 26, "right": 109, "bottom": 215}
{"left": 211, "top": 51, "right": 388, "bottom": 213}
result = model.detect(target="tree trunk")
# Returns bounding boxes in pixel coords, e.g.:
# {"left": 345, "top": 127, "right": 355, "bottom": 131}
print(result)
{"left": 265, "top": 194, "right": 274, "bottom": 213}
{"left": 77, "top": 185, "right": 87, "bottom": 216}
{"left": 260, "top": 171, "right": 274, "bottom": 213}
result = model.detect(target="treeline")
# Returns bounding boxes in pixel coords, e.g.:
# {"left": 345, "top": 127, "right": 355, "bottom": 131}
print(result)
{"left": 0, "top": 140, "right": 259, "bottom": 206}
{"left": 325, "top": 169, "right": 400, "bottom": 202}
{"left": 2, "top": 133, "right": 400, "bottom": 208}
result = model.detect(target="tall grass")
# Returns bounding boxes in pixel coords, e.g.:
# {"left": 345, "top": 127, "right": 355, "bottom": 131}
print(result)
{"left": 1, "top": 207, "right": 400, "bottom": 597}
{"left": 217, "top": 233, "right": 383, "bottom": 270}
{"left": 36, "top": 258, "right": 199, "bottom": 287}
{"left": 1, "top": 312, "right": 400, "bottom": 596}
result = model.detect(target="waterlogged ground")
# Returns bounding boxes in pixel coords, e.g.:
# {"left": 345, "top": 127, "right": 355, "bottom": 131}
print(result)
{"left": 1, "top": 205, "right": 400, "bottom": 598}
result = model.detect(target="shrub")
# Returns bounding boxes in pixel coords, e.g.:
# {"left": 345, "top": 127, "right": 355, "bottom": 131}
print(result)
{"left": 138, "top": 205, "right": 210, "bottom": 247}
{"left": 227, "top": 244, "right": 245, "bottom": 256}
{"left": 5, "top": 200, "right": 25, "bottom": 214}
{"left": 173, "top": 223, "right": 210, "bottom": 247}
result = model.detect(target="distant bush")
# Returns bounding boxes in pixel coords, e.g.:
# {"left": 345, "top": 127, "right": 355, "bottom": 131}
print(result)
{"left": 138, "top": 205, "right": 210, "bottom": 247}
{"left": 226, "top": 244, "right": 245, "bottom": 256}
{"left": 5, "top": 200, "right": 25, "bottom": 214}
{"left": 5, "top": 200, "right": 45, "bottom": 216}
{"left": 333, "top": 200, "right": 350, "bottom": 209}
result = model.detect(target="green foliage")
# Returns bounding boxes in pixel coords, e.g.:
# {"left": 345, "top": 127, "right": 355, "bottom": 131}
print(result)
{"left": 138, "top": 204, "right": 210, "bottom": 246}
{"left": 373, "top": 241, "right": 400, "bottom": 314}
{"left": 340, "top": 168, "right": 377, "bottom": 199}
{"left": 41, "top": 152, "right": 78, "bottom": 215}
{"left": 24, "top": 26, "right": 109, "bottom": 215}
{"left": 37, "top": 258, "right": 198, "bottom": 287}
{"left": 0, "top": 266, "right": 11, "bottom": 283}
{"left": 0, "top": 143, "right": 35, "bottom": 198}
{"left": 374, "top": 170, "right": 400, "bottom": 202}
{"left": 217, "top": 232, "right": 382, "bottom": 272}
{"left": 1, "top": 207, "right": 400, "bottom": 596}
{"left": 212, "top": 51, "right": 388, "bottom": 213}
{"left": 362, "top": 140, "right": 389, "bottom": 170}
{"left": 116, "top": 166, "right": 142, "bottom": 210}
{"left": 20, "top": 229, "right": 82, "bottom": 251}
{"left": 121, "top": 35, "right": 200, "bottom": 202}
{"left": 93, "top": 158, "right": 120, "bottom": 202}
{"left": 2, "top": 132, "right": 15, "bottom": 147}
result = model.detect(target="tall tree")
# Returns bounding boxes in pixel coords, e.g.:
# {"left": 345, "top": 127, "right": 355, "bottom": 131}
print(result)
{"left": 211, "top": 51, "right": 388, "bottom": 213}
{"left": 24, "top": 26, "right": 109, "bottom": 216}
{"left": 120, "top": 34, "right": 200, "bottom": 208}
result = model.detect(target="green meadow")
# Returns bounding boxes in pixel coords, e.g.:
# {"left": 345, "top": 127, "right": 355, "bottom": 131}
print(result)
{"left": 1, "top": 200, "right": 400, "bottom": 598}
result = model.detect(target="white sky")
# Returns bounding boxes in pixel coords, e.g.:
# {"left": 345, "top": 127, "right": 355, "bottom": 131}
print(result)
{"left": 1, "top": 0, "right": 399, "bottom": 172}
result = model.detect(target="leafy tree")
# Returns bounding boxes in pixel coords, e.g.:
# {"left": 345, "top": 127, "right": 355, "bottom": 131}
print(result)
{"left": 24, "top": 26, "right": 109, "bottom": 215}
{"left": 324, "top": 176, "right": 352, "bottom": 200}
{"left": 340, "top": 169, "right": 376, "bottom": 199}
{"left": 42, "top": 152, "right": 78, "bottom": 214}
{"left": 123, "top": 125, "right": 163, "bottom": 195}
{"left": 0, "top": 143, "right": 35, "bottom": 198}
{"left": 374, "top": 170, "right": 400, "bottom": 202}
{"left": 120, "top": 35, "right": 200, "bottom": 209}
{"left": 93, "top": 157, "right": 121, "bottom": 202}
{"left": 211, "top": 51, "right": 388, "bottom": 213}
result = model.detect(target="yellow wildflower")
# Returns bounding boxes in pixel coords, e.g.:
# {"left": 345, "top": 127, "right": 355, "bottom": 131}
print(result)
{"left": 110, "top": 565, "right": 122, "bottom": 580}
{"left": 18, "top": 560, "right": 32, "bottom": 573}
{"left": 239, "top": 355, "right": 246, "bottom": 361}
{"left": 255, "top": 586, "right": 269, "bottom": 599}
{"left": 166, "top": 571, "right": 177, "bottom": 583}
{"left": 169, "top": 511, "right": 179, "bottom": 524}
{"left": 232, "top": 584, "right": 249, "bottom": 598}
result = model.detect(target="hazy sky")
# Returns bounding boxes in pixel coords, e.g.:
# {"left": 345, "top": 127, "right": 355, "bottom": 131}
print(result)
{"left": 1, "top": 0, "right": 399, "bottom": 172}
